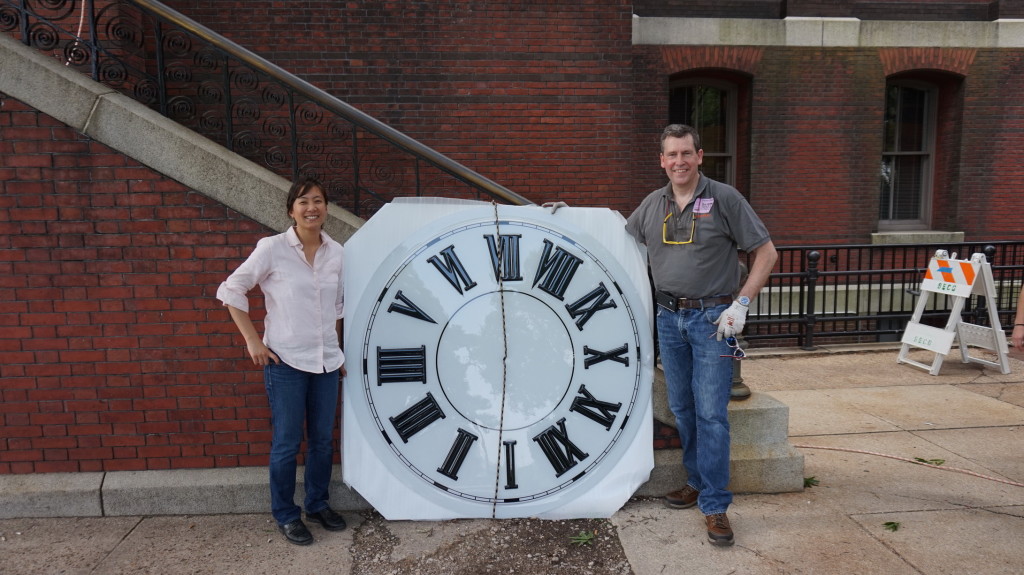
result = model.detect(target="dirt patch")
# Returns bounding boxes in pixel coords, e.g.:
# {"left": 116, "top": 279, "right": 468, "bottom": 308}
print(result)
{"left": 350, "top": 509, "right": 633, "bottom": 575}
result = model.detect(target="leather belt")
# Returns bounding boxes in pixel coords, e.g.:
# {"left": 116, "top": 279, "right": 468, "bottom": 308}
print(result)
{"left": 656, "top": 291, "right": 732, "bottom": 311}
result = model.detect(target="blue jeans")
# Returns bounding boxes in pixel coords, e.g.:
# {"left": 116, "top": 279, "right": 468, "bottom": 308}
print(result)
{"left": 264, "top": 360, "right": 340, "bottom": 525}
{"left": 656, "top": 304, "right": 734, "bottom": 515}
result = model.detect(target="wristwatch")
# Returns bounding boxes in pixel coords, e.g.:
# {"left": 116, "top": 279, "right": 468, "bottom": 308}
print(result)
{"left": 737, "top": 295, "right": 751, "bottom": 306}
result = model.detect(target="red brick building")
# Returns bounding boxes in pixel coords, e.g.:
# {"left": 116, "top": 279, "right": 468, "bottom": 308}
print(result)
{"left": 3, "top": 0, "right": 1024, "bottom": 474}
{"left": 160, "top": 0, "right": 1024, "bottom": 244}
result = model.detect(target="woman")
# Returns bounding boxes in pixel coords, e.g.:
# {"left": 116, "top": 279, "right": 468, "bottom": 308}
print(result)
{"left": 217, "top": 177, "right": 347, "bottom": 545}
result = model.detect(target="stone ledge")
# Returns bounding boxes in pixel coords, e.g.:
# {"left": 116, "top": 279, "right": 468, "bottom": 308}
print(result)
{"left": 639, "top": 442, "right": 805, "bottom": 497}
{"left": 102, "top": 466, "right": 369, "bottom": 516}
{"left": 632, "top": 16, "right": 1024, "bottom": 48}
{"left": 647, "top": 369, "right": 806, "bottom": 496}
{"left": 871, "top": 231, "right": 965, "bottom": 245}
{"left": 0, "top": 467, "right": 368, "bottom": 519}
{"left": 0, "top": 472, "right": 104, "bottom": 519}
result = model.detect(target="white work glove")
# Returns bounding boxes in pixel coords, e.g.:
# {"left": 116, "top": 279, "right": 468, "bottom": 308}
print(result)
{"left": 714, "top": 300, "right": 748, "bottom": 341}
{"left": 541, "top": 201, "right": 568, "bottom": 214}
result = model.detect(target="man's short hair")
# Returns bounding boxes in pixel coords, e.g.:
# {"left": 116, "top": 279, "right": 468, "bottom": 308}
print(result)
{"left": 660, "top": 124, "right": 702, "bottom": 152}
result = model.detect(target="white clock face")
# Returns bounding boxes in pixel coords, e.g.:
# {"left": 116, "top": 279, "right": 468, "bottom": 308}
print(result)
{"left": 344, "top": 202, "right": 653, "bottom": 519}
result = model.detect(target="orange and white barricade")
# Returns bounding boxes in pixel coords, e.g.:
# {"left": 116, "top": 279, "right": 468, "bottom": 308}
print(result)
{"left": 898, "top": 250, "right": 1010, "bottom": 375}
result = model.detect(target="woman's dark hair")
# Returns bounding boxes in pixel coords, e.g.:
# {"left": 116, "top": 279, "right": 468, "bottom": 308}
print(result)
{"left": 286, "top": 177, "right": 327, "bottom": 214}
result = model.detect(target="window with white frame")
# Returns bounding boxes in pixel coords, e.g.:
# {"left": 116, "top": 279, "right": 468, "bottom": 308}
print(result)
{"left": 669, "top": 79, "right": 737, "bottom": 186}
{"left": 879, "top": 81, "right": 935, "bottom": 229}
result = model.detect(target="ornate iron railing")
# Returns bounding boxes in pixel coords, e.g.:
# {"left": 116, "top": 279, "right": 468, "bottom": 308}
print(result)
{"left": 0, "top": 0, "right": 532, "bottom": 216}
{"left": 743, "top": 241, "right": 1024, "bottom": 348}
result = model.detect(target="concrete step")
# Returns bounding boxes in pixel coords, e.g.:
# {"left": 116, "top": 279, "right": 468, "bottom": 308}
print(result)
{"left": 639, "top": 393, "right": 807, "bottom": 496}
{"left": 642, "top": 367, "right": 806, "bottom": 496}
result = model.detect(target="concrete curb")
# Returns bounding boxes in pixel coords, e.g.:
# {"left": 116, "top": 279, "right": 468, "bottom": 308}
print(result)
{"left": 0, "top": 466, "right": 369, "bottom": 519}
{"left": 0, "top": 473, "right": 104, "bottom": 518}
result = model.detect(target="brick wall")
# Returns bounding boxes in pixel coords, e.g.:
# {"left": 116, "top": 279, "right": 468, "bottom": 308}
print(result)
{"left": 0, "top": 95, "right": 286, "bottom": 473}
{"left": 146, "top": 0, "right": 1024, "bottom": 242}
{"left": 153, "top": 0, "right": 1024, "bottom": 242}
{"left": 748, "top": 48, "right": 887, "bottom": 244}
{"left": 958, "top": 49, "right": 1024, "bottom": 238}
{"left": 161, "top": 0, "right": 638, "bottom": 214}
{"left": 633, "top": 44, "right": 1024, "bottom": 244}
{"left": 634, "top": 0, "right": 786, "bottom": 18}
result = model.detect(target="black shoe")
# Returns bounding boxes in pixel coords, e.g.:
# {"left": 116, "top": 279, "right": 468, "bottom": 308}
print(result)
{"left": 306, "top": 507, "right": 347, "bottom": 531}
{"left": 278, "top": 519, "right": 314, "bottom": 545}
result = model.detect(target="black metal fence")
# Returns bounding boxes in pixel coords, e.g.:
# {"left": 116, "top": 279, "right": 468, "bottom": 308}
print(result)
{"left": 744, "top": 241, "right": 1024, "bottom": 349}
{"left": 0, "top": 0, "right": 533, "bottom": 216}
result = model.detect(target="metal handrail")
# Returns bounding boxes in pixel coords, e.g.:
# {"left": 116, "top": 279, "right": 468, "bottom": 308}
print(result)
{"left": 132, "top": 0, "right": 530, "bottom": 207}
{"left": 1, "top": 0, "right": 533, "bottom": 214}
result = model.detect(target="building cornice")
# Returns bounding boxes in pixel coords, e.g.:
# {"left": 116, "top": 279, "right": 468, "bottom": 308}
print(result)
{"left": 633, "top": 16, "right": 1024, "bottom": 48}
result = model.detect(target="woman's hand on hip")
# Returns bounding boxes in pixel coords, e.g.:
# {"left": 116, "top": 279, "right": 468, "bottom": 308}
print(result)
{"left": 246, "top": 340, "right": 280, "bottom": 366}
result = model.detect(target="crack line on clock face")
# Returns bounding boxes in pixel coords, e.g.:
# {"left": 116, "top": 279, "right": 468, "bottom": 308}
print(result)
{"left": 490, "top": 202, "right": 510, "bottom": 518}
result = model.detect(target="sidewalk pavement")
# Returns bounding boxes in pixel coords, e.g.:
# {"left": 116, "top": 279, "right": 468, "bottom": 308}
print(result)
{"left": 2, "top": 344, "right": 1022, "bottom": 574}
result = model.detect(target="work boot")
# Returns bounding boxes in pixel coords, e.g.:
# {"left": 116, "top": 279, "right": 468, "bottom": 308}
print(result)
{"left": 663, "top": 485, "right": 699, "bottom": 509}
{"left": 705, "top": 513, "right": 734, "bottom": 546}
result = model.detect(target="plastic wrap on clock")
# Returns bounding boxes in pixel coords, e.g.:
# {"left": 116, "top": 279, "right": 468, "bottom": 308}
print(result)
{"left": 342, "top": 199, "right": 654, "bottom": 520}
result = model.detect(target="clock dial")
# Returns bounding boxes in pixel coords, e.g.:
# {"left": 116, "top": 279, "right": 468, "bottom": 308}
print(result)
{"left": 344, "top": 202, "right": 653, "bottom": 519}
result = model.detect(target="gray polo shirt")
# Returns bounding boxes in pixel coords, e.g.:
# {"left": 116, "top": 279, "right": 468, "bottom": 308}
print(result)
{"left": 625, "top": 176, "right": 771, "bottom": 299}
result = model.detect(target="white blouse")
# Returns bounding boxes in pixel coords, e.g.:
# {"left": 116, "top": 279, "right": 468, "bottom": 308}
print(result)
{"left": 217, "top": 227, "right": 345, "bottom": 373}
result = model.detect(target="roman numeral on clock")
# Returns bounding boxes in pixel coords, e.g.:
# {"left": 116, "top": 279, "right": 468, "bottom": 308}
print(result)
{"left": 484, "top": 233, "right": 523, "bottom": 282}
{"left": 583, "top": 344, "right": 629, "bottom": 368}
{"left": 565, "top": 282, "right": 617, "bottom": 330}
{"left": 437, "top": 427, "right": 478, "bottom": 480}
{"left": 533, "top": 239, "right": 582, "bottom": 300}
{"left": 569, "top": 384, "right": 622, "bottom": 430}
{"left": 377, "top": 346, "right": 427, "bottom": 385}
{"left": 390, "top": 392, "right": 445, "bottom": 443}
{"left": 533, "top": 417, "right": 589, "bottom": 477}
{"left": 503, "top": 440, "right": 519, "bottom": 490}
{"left": 427, "top": 245, "right": 477, "bottom": 294}
{"left": 386, "top": 290, "right": 436, "bottom": 324}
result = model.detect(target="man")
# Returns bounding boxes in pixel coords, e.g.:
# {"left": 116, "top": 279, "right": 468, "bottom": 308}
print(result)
{"left": 625, "top": 124, "right": 777, "bottom": 546}
{"left": 1012, "top": 285, "right": 1024, "bottom": 351}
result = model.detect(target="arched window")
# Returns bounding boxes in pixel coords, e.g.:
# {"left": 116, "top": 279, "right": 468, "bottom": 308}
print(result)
{"left": 669, "top": 78, "right": 737, "bottom": 186}
{"left": 879, "top": 80, "right": 935, "bottom": 229}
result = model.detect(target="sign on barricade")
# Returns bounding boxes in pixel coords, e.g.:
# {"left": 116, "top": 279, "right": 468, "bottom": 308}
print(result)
{"left": 897, "top": 250, "right": 1010, "bottom": 375}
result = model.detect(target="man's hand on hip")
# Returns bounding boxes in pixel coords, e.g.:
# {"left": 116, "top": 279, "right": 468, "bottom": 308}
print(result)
{"left": 715, "top": 300, "right": 748, "bottom": 341}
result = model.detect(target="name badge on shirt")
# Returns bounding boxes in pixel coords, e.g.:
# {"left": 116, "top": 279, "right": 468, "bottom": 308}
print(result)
{"left": 694, "top": 198, "right": 715, "bottom": 214}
